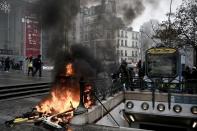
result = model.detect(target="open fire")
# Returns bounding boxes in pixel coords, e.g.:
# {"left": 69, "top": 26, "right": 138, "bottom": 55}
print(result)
{"left": 5, "top": 63, "right": 94, "bottom": 129}
{"left": 35, "top": 63, "right": 93, "bottom": 127}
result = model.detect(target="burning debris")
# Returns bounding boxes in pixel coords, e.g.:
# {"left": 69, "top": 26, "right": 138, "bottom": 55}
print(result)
{"left": 5, "top": 63, "right": 94, "bottom": 129}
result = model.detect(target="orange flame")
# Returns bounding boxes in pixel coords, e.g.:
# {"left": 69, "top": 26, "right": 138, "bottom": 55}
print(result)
{"left": 36, "top": 85, "right": 80, "bottom": 114}
{"left": 36, "top": 63, "right": 94, "bottom": 116}
{"left": 84, "top": 85, "right": 94, "bottom": 108}
{"left": 65, "top": 63, "right": 74, "bottom": 76}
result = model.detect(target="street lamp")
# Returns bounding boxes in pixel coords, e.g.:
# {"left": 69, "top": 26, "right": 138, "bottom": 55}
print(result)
{"left": 74, "top": 77, "right": 88, "bottom": 115}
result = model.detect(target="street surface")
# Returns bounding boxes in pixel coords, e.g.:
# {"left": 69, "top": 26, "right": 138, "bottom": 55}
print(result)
{"left": 0, "top": 95, "right": 46, "bottom": 124}
{"left": 0, "top": 70, "right": 53, "bottom": 124}
{"left": 0, "top": 70, "right": 52, "bottom": 87}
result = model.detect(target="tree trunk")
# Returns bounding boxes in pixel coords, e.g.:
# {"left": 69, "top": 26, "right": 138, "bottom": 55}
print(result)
{"left": 194, "top": 46, "right": 197, "bottom": 67}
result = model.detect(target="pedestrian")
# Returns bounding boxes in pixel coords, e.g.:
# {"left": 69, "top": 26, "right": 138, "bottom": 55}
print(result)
{"left": 191, "top": 66, "right": 197, "bottom": 79}
{"left": 117, "top": 60, "right": 133, "bottom": 91}
{"left": 27, "top": 56, "right": 33, "bottom": 76}
{"left": 182, "top": 66, "right": 191, "bottom": 93}
{"left": 0, "top": 57, "right": 3, "bottom": 71}
{"left": 1, "top": 57, "right": 5, "bottom": 71}
{"left": 4, "top": 57, "right": 10, "bottom": 72}
{"left": 182, "top": 66, "right": 191, "bottom": 80}
{"left": 190, "top": 66, "right": 197, "bottom": 94}
{"left": 19, "top": 60, "right": 23, "bottom": 70}
{"left": 33, "top": 55, "right": 42, "bottom": 77}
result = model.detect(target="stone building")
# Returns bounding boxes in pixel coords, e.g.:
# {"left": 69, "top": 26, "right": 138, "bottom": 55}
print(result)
{"left": 116, "top": 27, "right": 141, "bottom": 65}
{"left": 0, "top": 0, "right": 47, "bottom": 61}
{"left": 80, "top": 0, "right": 118, "bottom": 63}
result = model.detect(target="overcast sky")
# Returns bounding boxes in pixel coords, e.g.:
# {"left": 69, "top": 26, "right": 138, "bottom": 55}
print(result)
{"left": 131, "top": 0, "right": 183, "bottom": 31}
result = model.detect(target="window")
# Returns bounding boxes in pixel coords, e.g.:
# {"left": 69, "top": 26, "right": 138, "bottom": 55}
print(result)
{"left": 117, "top": 40, "right": 120, "bottom": 47}
{"left": 117, "top": 50, "right": 119, "bottom": 55}
{"left": 136, "top": 42, "right": 138, "bottom": 48}
{"left": 135, "top": 51, "right": 138, "bottom": 57}
{"left": 121, "top": 31, "right": 124, "bottom": 37}
{"left": 132, "top": 51, "right": 134, "bottom": 57}
{"left": 125, "top": 40, "right": 127, "bottom": 47}
{"left": 125, "top": 31, "right": 128, "bottom": 38}
{"left": 125, "top": 50, "right": 127, "bottom": 56}
{"left": 132, "top": 41, "right": 134, "bottom": 47}
{"left": 121, "top": 50, "right": 123, "bottom": 56}
{"left": 121, "top": 40, "right": 123, "bottom": 46}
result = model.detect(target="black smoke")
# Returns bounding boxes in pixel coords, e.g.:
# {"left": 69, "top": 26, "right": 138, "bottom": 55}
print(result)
{"left": 35, "top": 0, "right": 79, "bottom": 29}
{"left": 118, "top": 0, "right": 145, "bottom": 25}
{"left": 33, "top": 0, "right": 104, "bottom": 80}
{"left": 116, "top": 0, "right": 160, "bottom": 25}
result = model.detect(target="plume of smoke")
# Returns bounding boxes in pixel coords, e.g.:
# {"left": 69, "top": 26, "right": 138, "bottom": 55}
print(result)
{"left": 117, "top": 0, "right": 145, "bottom": 25}
{"left": 34, "top": 0, "right": 104, "bottom": 80}
{"left": 80, "top": 0, "right": 100, "bottom": 6}
{"left": 35, "top": 0, "right": 79, "bottom": 29}
{"left": 87, "top": 0, "right": 124, "bottom": 74}
{"left": 53, "top": 44, "right": 104, "bottom": 79}
{"left": 145, "top": 0, "right": 160, "bottom": 8}
{"left": 116, "top": 0, "right": 160, "bottom": 26}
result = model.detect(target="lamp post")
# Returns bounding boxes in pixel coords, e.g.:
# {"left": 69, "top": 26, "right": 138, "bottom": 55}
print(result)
{"left": 74, "top": 77, "right": 88, "bottom": 115}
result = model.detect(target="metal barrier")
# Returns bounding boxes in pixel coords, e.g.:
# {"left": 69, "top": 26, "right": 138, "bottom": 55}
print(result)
{"left": 83, "top": 78, "right": 123, "bottom": 105}
{"left": 131, "top": 77, "right": 197, "bottom": 94}
{"left": 86, "top": 77, "right": 197, "bottom": 106}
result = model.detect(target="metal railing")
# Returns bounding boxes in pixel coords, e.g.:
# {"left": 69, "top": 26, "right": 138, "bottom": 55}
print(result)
{"left": 131, "top": 77, "right": 197, "bottom": 94}
{"left": 86, "top": 78, "right": 122, "bottom": 102}
{"left": 85, "top": 77, "right": 197, "bottom": 106}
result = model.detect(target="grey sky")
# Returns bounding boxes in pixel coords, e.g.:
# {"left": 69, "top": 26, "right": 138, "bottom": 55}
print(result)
{"left": 131, "top": 0, "right": 183, "bottom": 31}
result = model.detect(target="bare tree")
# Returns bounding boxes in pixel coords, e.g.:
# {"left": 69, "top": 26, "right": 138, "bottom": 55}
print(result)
{"left": 154, "top": 0, "right": 197, "bottom": 65}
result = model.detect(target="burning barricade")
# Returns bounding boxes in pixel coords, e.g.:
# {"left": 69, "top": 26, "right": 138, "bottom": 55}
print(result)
{"left": 5, "top": 63, "right": 94, "bottom": 129}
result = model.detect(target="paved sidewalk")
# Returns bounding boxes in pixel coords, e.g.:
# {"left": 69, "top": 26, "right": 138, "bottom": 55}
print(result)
{"left": 0, "top": 70, "right": 53, "bottom": 87}
{"left": 0, "top": 95, "right": 46, "bottom": 124}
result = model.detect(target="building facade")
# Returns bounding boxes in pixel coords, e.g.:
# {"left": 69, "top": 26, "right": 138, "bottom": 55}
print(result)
{"left": 80, "top": 0, "right": 118, "bottom": 63}
{"left": 116, "top": 27, "right": 141, "bottom": 66}
{"left": 0, "top": 0, "right": 45, "bottom": 62}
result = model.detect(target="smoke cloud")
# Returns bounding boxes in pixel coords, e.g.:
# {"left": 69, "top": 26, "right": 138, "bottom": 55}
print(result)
{"left": 145, "top": 0, "right": 160, "bottom": 8}
{"left": 34, "top": 0, "right": 104, "bottom": 80}
{"left": 123, "top": 0, "right": 145, "bottom": 25}
{"left": 33, "top": 0, "right": 161, "bottom": 79}
{"left": 35, "top": 0, "right": 79, "bottom": 29}
{"left": 116, "top": 0, "right": 160, "bottom": 25}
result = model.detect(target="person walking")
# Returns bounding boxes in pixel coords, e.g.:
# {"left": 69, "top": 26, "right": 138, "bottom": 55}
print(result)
{"left": 4, "top": 57, "right": 10, "bottom": 72}
{"left": 118, "top": 60, "right": 133, "bottom": 91}
{"left": 33, "top": 55, "right": 42, "bottom": 77}
{"left": 27, "top": 56, "right": 33, "bottom": 76}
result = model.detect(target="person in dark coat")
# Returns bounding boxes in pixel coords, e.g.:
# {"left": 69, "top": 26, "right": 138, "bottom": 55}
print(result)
{"left": 190, "top": 66, "right": 197, "bottom": 94}
{"left": 33, "top": 55, "right": 42, "bottom": 77}
{"left": 117, "top": 60, "right": 133, "bottom": 91}
{"left": 182, "top": 66, "right": 191, "bottom": 80}
{"left": 4, "top": 57, "right": 10, "bottom": 72}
